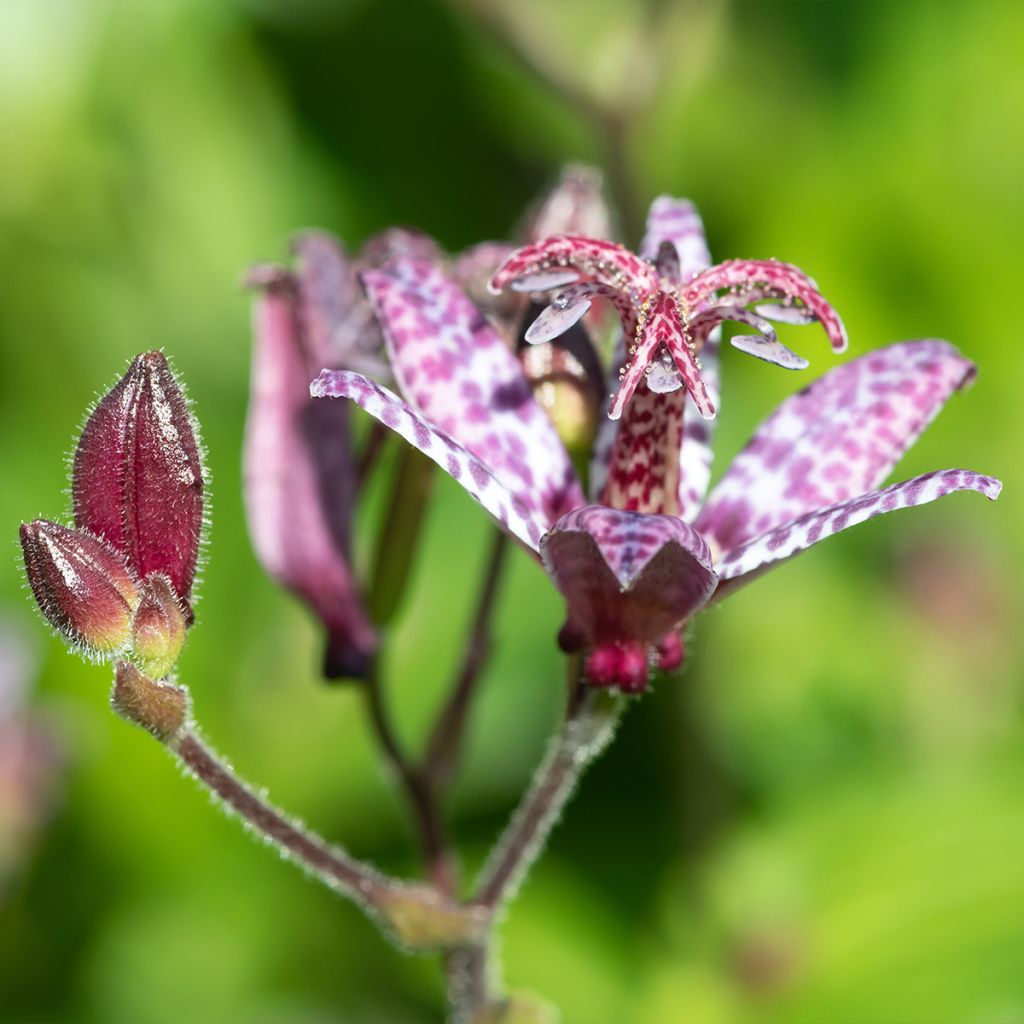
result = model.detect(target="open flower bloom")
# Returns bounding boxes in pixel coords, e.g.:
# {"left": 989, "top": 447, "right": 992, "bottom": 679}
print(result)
{"left": 312, "top": 196, "right": 1001, "bottom": 692}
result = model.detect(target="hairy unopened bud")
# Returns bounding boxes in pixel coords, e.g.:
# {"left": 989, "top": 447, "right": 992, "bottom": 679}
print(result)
{"left": 73, "top": 351, "right": 205, "bottom": 611}
{"left": 131, "top": 575, "right": 187, "bottom": 678}
{"left": 373, "top": 884, "right": 488, "bottom": 951}
{"left": 112, "top": 660, "right": 188, "bottom": 741}
{"left": 20, "top": 520, "right": 139, "bottom": 656}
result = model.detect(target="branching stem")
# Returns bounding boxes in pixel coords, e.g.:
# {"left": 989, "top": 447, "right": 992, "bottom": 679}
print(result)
{"left": 474, "top": 685, "right": 625, "bottom": 911}
{"left": 172, "top": 728, "right": 388, "bottom": 908}
{"left": 424, "top": 530, "right": 509, "bottom": 789}
{"left": 363, "top": 672, "right": 459, "bottom": 895}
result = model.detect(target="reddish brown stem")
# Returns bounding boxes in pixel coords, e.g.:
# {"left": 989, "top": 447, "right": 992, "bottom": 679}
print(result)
{"left": 424, "top": 531, "right": 509, "bottom": 789}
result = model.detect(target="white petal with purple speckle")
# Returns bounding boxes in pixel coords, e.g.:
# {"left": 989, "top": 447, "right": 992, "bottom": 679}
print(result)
{"left": 311, "top": 371, "right": 547, "bottom": 553}
{"left": 696, "top": 339, "right": 978, "bottom": 554}
{"left": 363, "top": 259, "right": 584, "bottom": 526}
{"left": 714, "top": 469, "right": 1001, "bottom": 581}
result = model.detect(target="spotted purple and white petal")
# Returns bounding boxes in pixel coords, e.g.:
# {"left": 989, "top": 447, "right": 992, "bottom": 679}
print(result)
{"left": 362, "top": 258, "right": 584, "bottom": 525}
{"left": 245, "top": 270, "right": 377, "bottom": 678}
{"left": 713, "top": 469, "right": 1001, "bottom": 584}
{"left": 311, "top": 371, "right": 548, "bottom": 553}
{"left": 541, "top": 505, "right": 718, "bottom": 689}
{"left": 696, "top": 340, "right": 980, "bottom": 555}
{"left": 525, "top": 164, "right": 612, "bottom": 243}
{"left": 638, "top": 196, "right": 712, "bottom": 283}
{"left": 449, "top": 241, "right": 522, "bottom": 327}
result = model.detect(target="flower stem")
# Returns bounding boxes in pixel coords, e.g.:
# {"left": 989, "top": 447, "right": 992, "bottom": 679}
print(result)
{"left": 473, "top": 684, "right": 626, "bottom": 912}
{"left": 363, "top": 670, "right": 459, "bottom": 895}
{"left": 424, "top": 530, "right": 509, "bottom": 789}
{"left": 171, "top": 728, "right": 388, "bottom": 909}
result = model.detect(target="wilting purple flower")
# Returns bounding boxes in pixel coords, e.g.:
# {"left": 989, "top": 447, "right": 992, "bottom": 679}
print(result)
{"left": 311, "top": 194, "right": 1000, "bottom": 693}
{"left": 244, "top": 169, "right": 612, "bottom": 677}
{"left": 19, "top": 520, "right": 140, "bottom": 657}
{"left": 73, "top": 351, "right": 205, "bottom": 613}
{"left": 244, "top": 236, "right": 379, "bottom": 679}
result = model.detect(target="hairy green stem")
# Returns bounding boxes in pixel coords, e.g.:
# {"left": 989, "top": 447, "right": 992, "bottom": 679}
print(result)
{"left": 473, "top": 688, "right": 624, "bottom": 911}
{"left": 172, "top": 728, "right": 387, "bottom": 910}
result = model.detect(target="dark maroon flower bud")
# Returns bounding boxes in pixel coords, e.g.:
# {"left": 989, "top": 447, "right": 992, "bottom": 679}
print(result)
{"left": 72, "top": 352, "right": 205, "bottom": 612}
{"left": 131, "top": 575, "right": 187, "bottom": 679}
{"left": 245, "top": 245, "right": 377, "bottom": 680}
{"left": 20, "top": 520, "right": 140, "bottom": 656}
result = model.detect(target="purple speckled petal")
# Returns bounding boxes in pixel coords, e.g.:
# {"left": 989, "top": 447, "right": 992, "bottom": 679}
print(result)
{"left": 525, "top": 164, "right": 611, "bottom": 242}
{"left": 312, "top": 371, "right": 548, "bottom": 553}
{"left": 696, "top": 340, "right": 978, "bottom": 554}
{"left": 639, "top": 196, "right": 712, "bottom": 282}
{"left": 291, "top": 232, "right": 360, "bottom": 368}
{"left": 639, "top": 196, "right": 719, "bottom": 521}
{"left": 540, "top": 505, "right": 718, "bottom": 646}
{"left": 714, "top": 469, "right": 1001, "bottom": 583}
{"left": 288, "top": 232, "right": 390, "bottom": 380}
{"left": 362, "top": 258, "right": 584, "bottom": 526}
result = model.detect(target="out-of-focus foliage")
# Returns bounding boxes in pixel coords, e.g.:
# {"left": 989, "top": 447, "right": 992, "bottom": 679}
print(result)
{"left": 1, "top": 1, "right": 1021, "bottom": 1021}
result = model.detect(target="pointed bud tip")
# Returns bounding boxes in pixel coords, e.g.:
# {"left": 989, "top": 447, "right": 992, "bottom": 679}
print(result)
{"left": 131, "top": 575, "right": 188, "bottom": 679}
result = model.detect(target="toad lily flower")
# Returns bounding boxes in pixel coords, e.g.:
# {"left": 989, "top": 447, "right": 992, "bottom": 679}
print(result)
{"left": 311, "top": 196, "right": 1000, "bottom": 692}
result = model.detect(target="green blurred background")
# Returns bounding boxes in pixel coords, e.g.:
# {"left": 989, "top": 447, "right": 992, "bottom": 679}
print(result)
{"left": 1, "top": 2, "right": 1022, "bottom": 1021}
